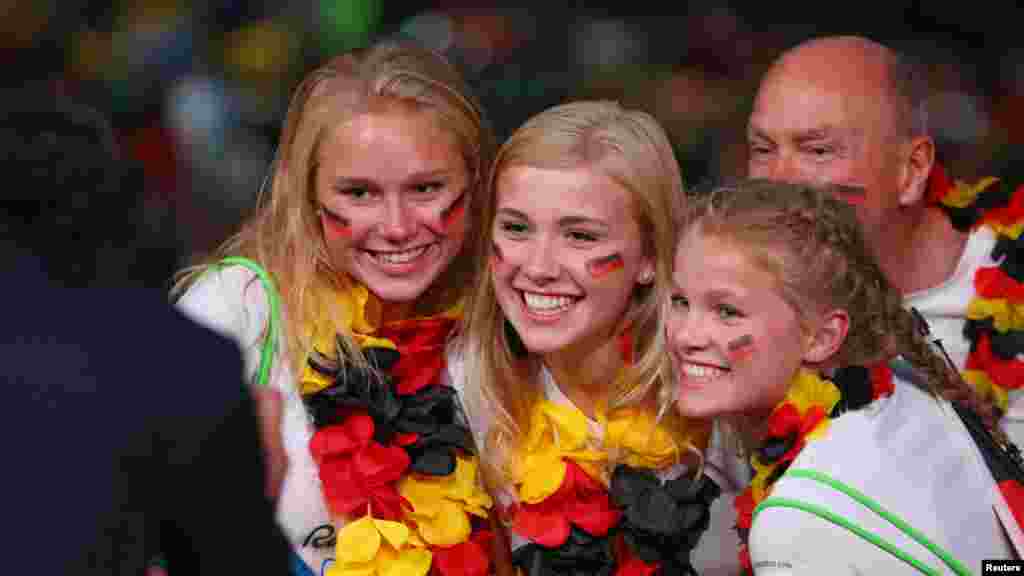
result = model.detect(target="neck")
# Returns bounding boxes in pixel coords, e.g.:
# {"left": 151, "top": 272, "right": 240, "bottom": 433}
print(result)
{"left": 543, "top": 336, "right": 623, "bottom": 420}
{"left": 877, "top": 205, "right": 968, "bottom": 295}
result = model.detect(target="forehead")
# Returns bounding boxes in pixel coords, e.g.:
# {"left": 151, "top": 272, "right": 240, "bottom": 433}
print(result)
{"left": 319, "top": 109, "right": 465, "bottom": 177}
{"left": 748, "top": 67, "right": 889, "bottom": 139}
{"left": 496, "top": 164, "right": 634, "bottom": 222}
{"left": 673, "top": 231, "right": 776, "bottom": 290}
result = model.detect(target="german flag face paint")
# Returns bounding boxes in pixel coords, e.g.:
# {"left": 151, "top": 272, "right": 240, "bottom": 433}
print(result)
{"left": 585, "top": 253, "right": 624, "bottom": 279}
{"left": 726, "top": 334, "right": 755, "bottom": 365}
{"left": 439, "top": 189, "right": 467, "bottom": 232}
{"left": 319, "top": 204, "right": 352, "bottom": 238}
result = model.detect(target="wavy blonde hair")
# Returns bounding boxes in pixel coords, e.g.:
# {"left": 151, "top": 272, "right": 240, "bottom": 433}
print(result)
{"left": 458, "top": 100, "right": 702, "bottom": 483}
{"left": 172, "top": 39, "right": 495, "bottom": 378}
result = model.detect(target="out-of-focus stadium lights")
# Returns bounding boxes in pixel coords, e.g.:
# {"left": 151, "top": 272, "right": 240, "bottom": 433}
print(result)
{"left": 224, "top": 19, "right": 299, "bottom": 81}
{"left": 318, "top": 0, "right": 381, "bottom": 55}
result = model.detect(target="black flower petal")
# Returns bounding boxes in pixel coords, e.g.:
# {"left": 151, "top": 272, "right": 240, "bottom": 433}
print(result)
{"left": 512, "top": 527, "right": 616, "bottom": 576}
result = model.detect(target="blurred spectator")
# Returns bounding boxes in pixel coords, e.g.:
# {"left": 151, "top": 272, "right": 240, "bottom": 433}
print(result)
{"left": 0, "top": 86, "right": 290, "bottom": 574}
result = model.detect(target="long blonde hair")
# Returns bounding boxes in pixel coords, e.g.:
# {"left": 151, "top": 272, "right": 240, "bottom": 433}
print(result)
{"left": 459, "top": 100, "right": 698, "bottom": 482}
{"left": 171, "top": 39, "right": 495, "bottom": 377}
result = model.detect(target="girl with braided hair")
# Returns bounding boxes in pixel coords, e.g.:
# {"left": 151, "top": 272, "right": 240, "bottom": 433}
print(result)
{"left": 668, "top": 179, "right": 1017, "bottom": 574}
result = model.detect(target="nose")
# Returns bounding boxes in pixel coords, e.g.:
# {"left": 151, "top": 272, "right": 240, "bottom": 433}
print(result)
{"left": 522, "top": 236, "right": 560, "bottom": 283}
{"left": 752, "top": 150, "right": 801, "bottom": 183}
{"left": 666, "top": 305, "right": 709, "bottom": 354}
{"left": 379, "top": 195, "right": 416, "bottom": 244}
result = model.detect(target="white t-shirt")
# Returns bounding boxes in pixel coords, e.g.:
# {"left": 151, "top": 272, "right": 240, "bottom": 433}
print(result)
{"left": 749, "top": 377, "right": 1013, "bottom": 575}
{"left": 176, "top": 266, "right": 333, "bottom": 574}
{"left": 904, "top": 226, "right": 1024, "bottom": 445}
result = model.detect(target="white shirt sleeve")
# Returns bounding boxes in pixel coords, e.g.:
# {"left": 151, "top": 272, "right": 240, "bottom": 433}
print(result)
{"left": 176, "top": 265, "right": 334, "bottom": 573}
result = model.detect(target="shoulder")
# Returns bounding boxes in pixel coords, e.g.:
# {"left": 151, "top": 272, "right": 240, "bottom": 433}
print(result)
{"left": 752, "top": 377, "right": 1008, "bottom": 572}
{"left": 175, "top": 263, "right": 274, "bottom": 345}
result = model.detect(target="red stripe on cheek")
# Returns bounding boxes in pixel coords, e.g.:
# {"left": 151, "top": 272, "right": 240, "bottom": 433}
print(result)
{"left": 586, "top": 253, "right": 624, "bottom": 279}
{"left": 440, "top": 192, "right": 466, "bottom": 231}
{"left": 320, "top": 212, "right": 352, "bottom": 238}
{"left": 726, "top": 335, "right": 755, "bottom": 364}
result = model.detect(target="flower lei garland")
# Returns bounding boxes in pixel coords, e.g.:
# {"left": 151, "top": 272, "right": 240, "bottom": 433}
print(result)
{"left": 927, "top": 163, "right": 1024, "bottom": 412}
{"left": 505, "top": 396, "right": 718, "bottom": 576}
{"left": 734, "top": 363, "right": 895, "bottom": 575}
{"left": 299, "top": 283, "right": 494, "bottom": 576}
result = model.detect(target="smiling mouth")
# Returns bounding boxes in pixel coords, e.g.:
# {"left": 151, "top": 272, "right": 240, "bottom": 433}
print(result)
{"left": 520, "top": 291, "right": 579, "bottom": 316}
{"left": 680, "top": 361, "right": 730, "bottom": 382}
{"left": 363, "top": 244, "right": 435, "bottom": 265}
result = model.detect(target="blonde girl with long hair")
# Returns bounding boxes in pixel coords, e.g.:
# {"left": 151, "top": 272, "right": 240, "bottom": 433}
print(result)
{"left": 451, "top": 101, "right": 716, "bottom": 574}
{"left": 173, "top": 39, "right": 497, "bottom": 575}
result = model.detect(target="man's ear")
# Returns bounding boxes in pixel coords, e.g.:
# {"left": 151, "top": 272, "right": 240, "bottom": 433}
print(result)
{"left": 803, "top": 308, "right": 850, "bottom": 364}
{"left": 897, "top": 136, "right": 936, "bottom": 207}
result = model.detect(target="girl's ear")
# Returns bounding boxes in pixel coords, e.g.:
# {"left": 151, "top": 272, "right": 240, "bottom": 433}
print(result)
{"left": 803, "top": 308, "right": 849, "bottom": 364}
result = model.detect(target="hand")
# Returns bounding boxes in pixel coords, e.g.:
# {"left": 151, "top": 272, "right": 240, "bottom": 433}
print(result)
{"left": 252, "top": 387, "right": 288, "bottom": 501}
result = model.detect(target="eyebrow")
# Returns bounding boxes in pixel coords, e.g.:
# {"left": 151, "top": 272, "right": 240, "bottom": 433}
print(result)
{"left": 331, "top": 169, "right": 458, "bottom": 189}
{"left": 747, "top": 124, "right": 844, "bottom": 141}
{"left": 495, "top": 208, "right": 609, "bottom": 229}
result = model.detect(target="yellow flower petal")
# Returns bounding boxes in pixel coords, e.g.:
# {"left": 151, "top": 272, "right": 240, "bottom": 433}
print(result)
{"left": 517, "top": 453, "right": 566, "bottom": 503}
{"left": 964, "top": 369, "right": 1009, "bottom": 413}
{"left": 605, "top": 407, "right": 680, "bottom": 469}
{"left": 966, "top": 298, "right": 1024, "bottom": 332}
{"left": 990, "top": 221, "right": 1024, "bottom": 240}
{"left": 398, "top": 475, "right": 444, "bottom": 518}
{"left": 380, "top": 549, "right": 433, "bottom": 576}
{"left": 416, "top": 498, "right": 471, "bottom": 546}
{"left": 785, "top": 369, "right": 841, "bottom": 416}
{"left": 373, "top": 517, "right": 411, "bottom": 550}
{"left": 539, "top": 401, "right": 591, "bottom": 450}
{"left": 300, "top": 362, "right": 335, "bottom": 395}
{"left": 943, "top": 177, "right": 998, "bottom": 209}
{"left": 326, "top": 563, "right": 376, "bottom": 576}
{"left": 337, "top": 515, "right": 381, "bottom": 564}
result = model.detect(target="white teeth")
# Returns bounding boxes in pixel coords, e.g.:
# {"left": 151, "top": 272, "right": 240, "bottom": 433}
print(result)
{"left": 371, "top": 245, "right": 429, "bottom": 264}
{"left": 681, "top": 362, "right": 726, "bottom": 380}
{"left": 523, "top": 292, "right": 575, "bottom": 313}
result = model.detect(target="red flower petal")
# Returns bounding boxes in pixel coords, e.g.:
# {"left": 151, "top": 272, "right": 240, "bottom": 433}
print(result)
{"left": 319, "top": 457, "right": 366, "bottom": 516}
{"left": 981, "top": 184, "right": 1024, "bottom": 228}
{"left": 368, "top": 486, "right": 408, "bottom": 521}
{"left": 766, "top": 403, "right": 801, "bottom": 438}
{"left": 615, "top": 554, "right": 659, "bottom": 576}
{"left": 394, "top": 432, "right": 419, "bottom": 446}
{"left": 976, "top": 267, "right": 1024, "bottom": 302}
{"left": 353, "top": 442, "right": 411, "bottom": 488}
{"left": 998, "top": 480, "right": 1024, "bottom": 535}
{"left": 568, "top": 490, "right": 621, "bottom": 537}
{"left": 870, "top": 362, "right": 895, "bottom": 399}
{"left": 927, "top": 163, "right": 951, "bottom": 205}
{"left": 735, "top": 489, "right": 755, "bottom": 531}
{"left": 308, "top": 412, "right": 375, "bottom": 461}
{"left": 967, "top": 334, "right": 1024, "bottom": 390}
{"left": 512, "top": 501, "right": 571, "bottom": 547}
{"left": 432, "top": 536, "right": 491, "bottom": 576}
{"left": 378, "top": 317, "right": 457, "bottom": 395}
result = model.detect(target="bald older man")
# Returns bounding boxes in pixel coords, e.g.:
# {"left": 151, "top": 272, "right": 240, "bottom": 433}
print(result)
{"left": 707, "top": 35, "right": 1023, "bottom": 574}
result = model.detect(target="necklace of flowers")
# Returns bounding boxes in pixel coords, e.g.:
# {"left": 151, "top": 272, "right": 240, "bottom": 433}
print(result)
{"left": 298, "top": 282, "right": 494, "bottom": 576}
{"left": 733, "top": 362, "right": 895, "bottom": 575}
{"left": 927, "top": 163, "right": 1024, "bottom": 413}
{"left": 503, "top": 369, "right": 719, "bottom": 576}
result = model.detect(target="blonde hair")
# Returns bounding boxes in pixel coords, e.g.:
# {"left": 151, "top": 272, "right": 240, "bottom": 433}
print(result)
{"left": 171, "top": 39, "right": 496, "bottom": 378}
{"left": 459, "top": 100, "right": 699, "bottom": 482}
{"left": 680, "top": 179, "right": 994, "bottom": 422}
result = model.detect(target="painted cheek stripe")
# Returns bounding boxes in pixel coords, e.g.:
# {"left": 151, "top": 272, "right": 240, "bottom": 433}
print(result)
{"left": 586, "top": 253, "right": 625, "bottom": 278}
{"left": 319, "top": 205, "right": 352, "bottom": 238}
{"left": 440, "top": 190, "right": 467, "bottom": 230}
{"left": 726, "top": 334, "right": 755, "bottom": 363}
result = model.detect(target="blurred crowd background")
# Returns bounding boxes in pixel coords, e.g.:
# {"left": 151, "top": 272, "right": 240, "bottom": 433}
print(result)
{"left": 5, "top": 1, "right": 1023, "bottom": 289}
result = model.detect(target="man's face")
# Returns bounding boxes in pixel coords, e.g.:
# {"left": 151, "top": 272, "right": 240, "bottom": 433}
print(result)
{"left": 746, "top": 67, "right": 906, "bottom": 253}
